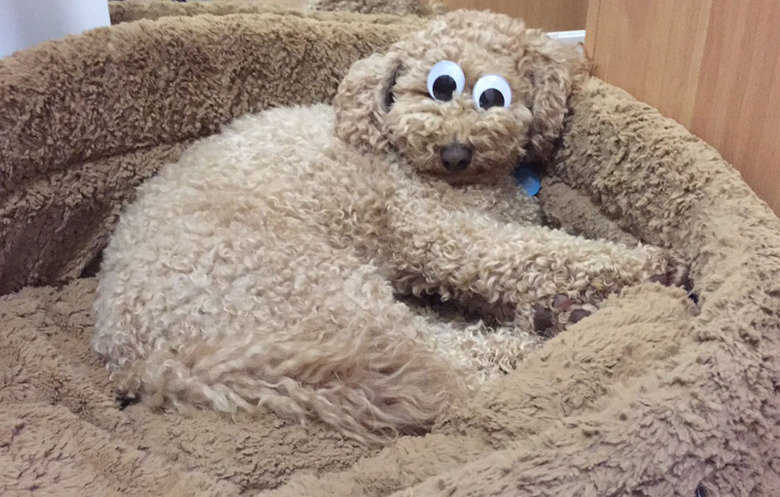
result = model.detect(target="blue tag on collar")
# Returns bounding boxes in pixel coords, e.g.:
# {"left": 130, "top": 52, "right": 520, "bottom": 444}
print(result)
{"left": 513, "top": 166, "right": 541, "bottom": 196}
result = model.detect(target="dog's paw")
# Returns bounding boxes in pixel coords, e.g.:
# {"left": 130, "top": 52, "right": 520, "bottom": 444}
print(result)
{"left": 647, "top": 250, "right": 692, "bottom": 291}
{"left": 533, "top": 296, "right": 598, "bottom": 338}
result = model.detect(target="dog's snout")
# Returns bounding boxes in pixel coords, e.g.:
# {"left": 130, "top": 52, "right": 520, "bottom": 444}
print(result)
{"left": 440, "top": 144, "right": 473, "bottom": 172}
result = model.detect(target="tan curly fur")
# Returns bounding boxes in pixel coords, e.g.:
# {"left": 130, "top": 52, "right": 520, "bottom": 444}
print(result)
{"left": 92, "top": 11, "right": 685, "bottom": 444}
{"left": 307, "top": 0, "right": 446, "bottom": 16}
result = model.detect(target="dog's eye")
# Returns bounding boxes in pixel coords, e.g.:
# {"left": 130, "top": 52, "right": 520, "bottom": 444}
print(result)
{"left": 473, "top": 75, "right": 512, "bottom": 110}
{"left": 427, "top": 61, "right": 465, "bottom": 102}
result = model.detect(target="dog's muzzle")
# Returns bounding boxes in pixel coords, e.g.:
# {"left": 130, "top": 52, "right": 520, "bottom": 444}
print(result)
{"left": 440, "top": 143, "right": 473, "bottom": 172}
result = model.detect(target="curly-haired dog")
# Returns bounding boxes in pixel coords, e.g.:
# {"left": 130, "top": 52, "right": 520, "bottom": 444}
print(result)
{"left": 92, "top": 11, "right": 686, "bottom": 443}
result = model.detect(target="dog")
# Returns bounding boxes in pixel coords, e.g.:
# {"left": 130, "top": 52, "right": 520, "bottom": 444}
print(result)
{"left": 92, "top": 11, "right": 687, "bottom": 444}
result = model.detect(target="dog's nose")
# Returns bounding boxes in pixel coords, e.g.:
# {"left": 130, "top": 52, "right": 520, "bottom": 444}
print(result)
{"left": 440, "top": 144, "right": 473, "bottom": 172}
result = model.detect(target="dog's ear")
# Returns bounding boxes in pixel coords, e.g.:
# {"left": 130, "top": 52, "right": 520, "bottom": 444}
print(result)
{"left": 524, "top": 35, "right": 589, "bottom": 162}
{"left": 334, "top": 52, "right": 403, "bottom": 153}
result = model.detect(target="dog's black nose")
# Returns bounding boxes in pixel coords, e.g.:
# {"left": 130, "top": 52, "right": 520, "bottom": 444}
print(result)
{"left": 440, "top": 144, "right": 473, "bottom": 172}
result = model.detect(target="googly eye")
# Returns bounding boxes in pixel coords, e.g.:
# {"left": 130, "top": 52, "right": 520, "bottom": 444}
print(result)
{"left": 473, "top": 74, "right": 512, "bottom": 110}
{"left": 427, "top": 61, "right": 466, "bottom": 102}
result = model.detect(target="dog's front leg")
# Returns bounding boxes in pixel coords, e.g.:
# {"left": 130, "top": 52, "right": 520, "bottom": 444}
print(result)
{"left": 381, "top": 196, "right": 687, "bottom": 328}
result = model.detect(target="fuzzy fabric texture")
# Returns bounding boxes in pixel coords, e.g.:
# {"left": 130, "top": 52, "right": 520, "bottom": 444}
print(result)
{"left": 92, "top": 11, "right": 687, "bottom": 445}
{"left": 107, "top": 0, "right": 428, "bottom": 25}
{"left": 0, "top": 6, "right": 413, "bottom": 296}
{"left": 307, "top": 0, "right": 445, "bottom": 16}
{"left": 0, "top": 5, "right": 777, "bottom": 497}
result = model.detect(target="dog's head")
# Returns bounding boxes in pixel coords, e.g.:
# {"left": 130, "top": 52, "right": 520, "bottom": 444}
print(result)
{"left": 334, "top": 11, "right": 588, "bottom": 184}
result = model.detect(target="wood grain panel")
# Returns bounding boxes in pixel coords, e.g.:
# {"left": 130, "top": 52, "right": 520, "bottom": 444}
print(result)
{"left": 442, "top": 0, "right": 588, "bottom": 31}
{"left": 586, "top": 0, "right": 780, "bottom": 214}
{"left": 691, "top": 0, "right": 780, "bottom": 211}
{"left": 587, "top": 1, "right": 712, "bottom": 126}
{"left": 583, "top": 0, "right": 600, "bottom": 57}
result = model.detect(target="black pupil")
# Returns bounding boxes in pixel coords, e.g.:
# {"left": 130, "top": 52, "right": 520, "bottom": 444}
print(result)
{"left": 479, "top": 88, "right": 505, "bottom": 109}
{"left": 432, "top": 75, "right": 457, "bottom": 101}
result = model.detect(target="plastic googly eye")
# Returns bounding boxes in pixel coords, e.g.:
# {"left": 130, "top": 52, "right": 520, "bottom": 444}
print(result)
{"left": 427, "top": 61, "right": 466, "bottom": 102}
{"left": 473, "top": 74, "right": 512, "bottom": 109}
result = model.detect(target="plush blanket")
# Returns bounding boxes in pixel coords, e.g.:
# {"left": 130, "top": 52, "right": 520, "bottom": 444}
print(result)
{"left": 0, "top": 3, "right": 777, "bottom": 496}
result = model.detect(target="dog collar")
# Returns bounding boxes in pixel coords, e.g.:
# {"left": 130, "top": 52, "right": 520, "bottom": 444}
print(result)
{"left": 513, "top": 166, "right": 541, "bottom": 196}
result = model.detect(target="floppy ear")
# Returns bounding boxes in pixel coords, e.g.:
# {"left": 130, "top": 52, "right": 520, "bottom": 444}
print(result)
{"left": 334, "top": 52, "right": 403, "bottom": 153}
{"left": 524, "top": 35, "right": 589, "bottom": 162}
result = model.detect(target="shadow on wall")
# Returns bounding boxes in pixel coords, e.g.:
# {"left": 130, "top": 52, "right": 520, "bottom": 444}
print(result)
{"left": 0, "top": 0, "right": 111, "bottom": 58}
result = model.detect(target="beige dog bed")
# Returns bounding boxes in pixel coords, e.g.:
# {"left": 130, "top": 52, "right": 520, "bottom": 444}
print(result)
{"left": 0, "top": 3, "right": 777, "bottom": 496}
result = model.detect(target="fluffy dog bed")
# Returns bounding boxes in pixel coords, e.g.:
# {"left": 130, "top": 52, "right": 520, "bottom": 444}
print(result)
{"left": 0, "top": 3, "right": 777, "bottom": 497}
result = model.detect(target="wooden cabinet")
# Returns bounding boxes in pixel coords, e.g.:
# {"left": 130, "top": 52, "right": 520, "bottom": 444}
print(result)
{"left": 586, "top": 0, "right": 780, "bottom": 214}
{"left": 442, "top": 0, "right": 588, "bottom": 31}
{"left": 245, "top": 1, "right": 589, "bottom": 31}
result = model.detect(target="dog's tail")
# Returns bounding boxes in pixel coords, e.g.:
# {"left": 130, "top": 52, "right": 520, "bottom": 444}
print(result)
{"left": 114, "top": 323, "right": 463, "bottom": 444}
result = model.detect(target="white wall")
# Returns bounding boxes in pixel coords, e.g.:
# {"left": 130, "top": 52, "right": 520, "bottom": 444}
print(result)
{"left": 547, "top": 30, "right": 586, "bottom": 45}
{"left": 0, "top": 0, "right": 110, "bottom": 58}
